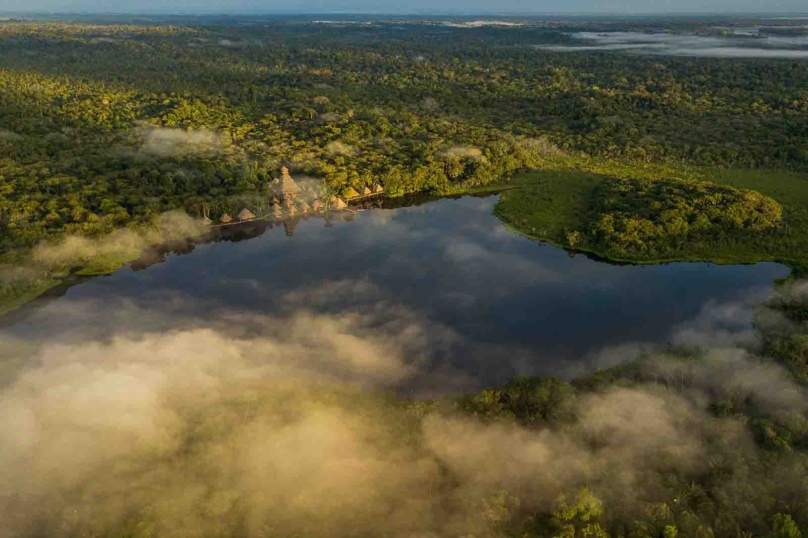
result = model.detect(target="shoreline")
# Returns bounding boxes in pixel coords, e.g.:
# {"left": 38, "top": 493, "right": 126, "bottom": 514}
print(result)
{"left": 496, "top": 215, "right": 803, "bottom": 271}
{"left": 5, "top": 158, "right": 808, "bottom": 321}
{"left": 0, "top": 206, "right": 375, "bottom": 322}
{"left": 1, "top": 183, "right": 799, "bottom": 322}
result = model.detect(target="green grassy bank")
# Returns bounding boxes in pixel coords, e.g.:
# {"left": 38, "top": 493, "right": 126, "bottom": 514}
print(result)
{"left": 495, "top": 162, "right": 808, "bottom": 270}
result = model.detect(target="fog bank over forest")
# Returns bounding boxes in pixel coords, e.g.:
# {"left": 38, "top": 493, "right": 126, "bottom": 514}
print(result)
{"left": 1, "top": 275, "right": 807, "bottom": 536}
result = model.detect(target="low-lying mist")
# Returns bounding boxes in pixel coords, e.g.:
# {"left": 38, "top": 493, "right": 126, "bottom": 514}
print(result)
{"left": 0, "top": 327, "right": 711, "bottom": 537}
{"left": 2, "top": 277, "right": 807, "bottom": 536}
{"left": 137, "top": 126, "right": 228, "bottom": 158}
{"left": 0, "top": 211, "right": 206, "bottom": 314}
{"left": 32, "top": 211, "right": 207, "bottom": 270}
{"left": 538, "top": 31, "right": 808, "bottom": 58}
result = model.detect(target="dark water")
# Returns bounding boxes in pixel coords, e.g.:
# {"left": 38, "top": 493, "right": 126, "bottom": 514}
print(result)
{"left": 2, "top": 195, "right": 789, "bottom": 391}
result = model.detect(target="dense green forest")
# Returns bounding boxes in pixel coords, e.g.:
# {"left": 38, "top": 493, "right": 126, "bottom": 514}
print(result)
{"left": 0, "top": 19, "right": 805, "bottom": 281}
{"left": 0, "top": 19, "right": 808, "bottom": 310}
{"left": 0, "top": 18, "right": 806, "bottom": 312}
{"left": 0, "top": 19, "right": 807, "bottom": 292}
{"left": 1, "top": 19, "right": 807, "bottom": 252}
{"left": 3, "top": 16, "right": 808, "bottom": 538}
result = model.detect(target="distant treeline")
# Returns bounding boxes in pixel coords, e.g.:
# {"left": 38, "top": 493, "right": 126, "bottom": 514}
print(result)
{"left": 1, "top": 20, "right": 807, "bottom": 253}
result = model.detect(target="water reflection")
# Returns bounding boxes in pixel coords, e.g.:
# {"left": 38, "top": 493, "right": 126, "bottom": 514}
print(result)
{"left": 2, "top": 195, "right": 789, "bottom": 392}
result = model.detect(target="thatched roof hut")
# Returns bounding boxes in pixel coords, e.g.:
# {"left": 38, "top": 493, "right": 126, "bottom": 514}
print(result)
{"left": 271, "top": 197, "right": 280, "bottom": 205}
{"left": 312, "top": 199, "right": 324, "bottom": 211}
{"left": 238, "top": 208, "right": 256, "bottom": 221}
{"left": 363, "top": 186, "right": 372, "bottom": 196}
{"left": 202, "top": 216, "right": 213, "bottom": 226}
{"left": 279, "top": 166, "right": 301, "bottom": 198}
{"left": 284, "top": 197, "right": 295, "bottom": 209}
{"left": 373, "top": 183, "right": 384, "bottom": 194}
{"left": 299, "top": 202, "right": 311, "bottom": 214}
{"left": 220, "top": 213, "right": 233, "bottom": 224}
{"left": 331, "top": 196, "right": 348, "bottom": 210}
{"left": 343, "top": 187, "right": 361, "bottom": 200}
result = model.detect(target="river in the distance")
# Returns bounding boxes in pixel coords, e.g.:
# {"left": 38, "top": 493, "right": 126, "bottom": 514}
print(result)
{"left": 1, "top": 194, "right": 789, "bottom": 395}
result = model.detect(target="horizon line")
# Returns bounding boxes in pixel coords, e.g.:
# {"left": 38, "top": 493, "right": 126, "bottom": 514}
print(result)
{"left": 2, "top": 10, "right": 808, "bottom": 17}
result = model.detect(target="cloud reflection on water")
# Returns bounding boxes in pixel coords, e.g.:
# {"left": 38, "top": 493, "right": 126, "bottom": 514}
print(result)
{"left": 0, "top": 196, "right": 789, "bottom": 391}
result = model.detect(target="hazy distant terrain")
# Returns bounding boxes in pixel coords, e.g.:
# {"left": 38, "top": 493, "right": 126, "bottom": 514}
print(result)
{"left": 539, "top": 30, "right": 808, "bottom": 57}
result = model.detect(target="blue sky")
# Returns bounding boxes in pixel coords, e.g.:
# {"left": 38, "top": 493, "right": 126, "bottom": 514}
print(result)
{"left": 1, "top": 0, "right": 806, "bottom": 14}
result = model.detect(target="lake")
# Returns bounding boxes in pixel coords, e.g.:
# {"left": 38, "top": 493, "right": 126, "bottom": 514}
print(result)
{"left": 1, "top": 194, "right": 789, "bottom": 395}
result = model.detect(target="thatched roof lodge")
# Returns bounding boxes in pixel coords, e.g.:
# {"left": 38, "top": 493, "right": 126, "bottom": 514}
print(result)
{"left": 373, "top": 183, "right": 384, "bottom": 194}
{"left": 238, "top": 208, "right": 256, "bottom": 221}
{"left": 299, "top": 202, "right": 311, "bottom": 214}
{"left": 202, "top": 216, "right": 213, "bottom": 226}
{"left": 220, "top": 213, "right": 233, "bottom": 224}
{"left": 283, "top": 197, "right": 295, "bottom": 209}
{"left": 343, "top": 187, "right": 361, "bottom": 200}
{"left": 279, "top": 167, "right": 301, "bottom": 198}
{"left": 331, "top": 196, "right": 348, "bottom": 210}
{"left": 312, "top": 199, "right": 324, "bottom": 211}
{"left": 363, "top": 186, "right": 372, "bottom": 196}
{"left": 272, "top": 203, "right": 283, "bottom": 218}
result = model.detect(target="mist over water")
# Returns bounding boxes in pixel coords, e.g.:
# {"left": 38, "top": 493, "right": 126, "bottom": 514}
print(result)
{"left": 0, "top": 195, "right": 802, "bottom": 537}
{"left": 2, "top": 195, "right": 788, "bottom": 393}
